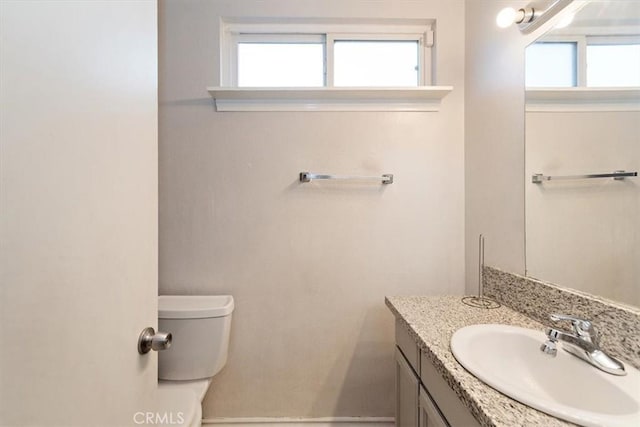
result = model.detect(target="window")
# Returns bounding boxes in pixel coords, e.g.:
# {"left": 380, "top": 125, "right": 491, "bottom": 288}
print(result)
{"left": 211, "top": 19, "right": 452, "bottom": 112}
{"left": 525, "top": 42, "right": 577, "bottom": 87}
{"left": 526, "top": 36, "right": 640, "bottom": 87}
{"left": 333, "top": 40, "right": 420, "bottom": 86}
{"left": 237, "top": 38, "right": 325, "bottom": 87}
{"left": 220, "top": 20, "right": 433, "bottom": 88}
{"left": 586, "top": 43, "right": 640, "bottom": 87}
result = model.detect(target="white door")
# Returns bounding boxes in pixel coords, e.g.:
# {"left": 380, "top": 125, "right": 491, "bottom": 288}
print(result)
{"left": 0, "top": 1, "right": 158, "bottom": 425}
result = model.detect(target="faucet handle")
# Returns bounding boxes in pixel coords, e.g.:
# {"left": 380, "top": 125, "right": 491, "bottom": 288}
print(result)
{"left": 549, "top": 314, "right": 597, "bottom": 340}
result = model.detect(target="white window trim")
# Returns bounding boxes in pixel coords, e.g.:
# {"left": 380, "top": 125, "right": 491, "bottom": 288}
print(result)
{"left": 207, "top": 86, "right": 453, "bottom": 112}
{"left": 526, "top": 87, "right": 640, "bottom": 112}
{"left": 214, "top": 18, "right": 447, "bottom": 112}
{"left": 221, "top": 20, "right": 433, "bottom": 87}
{"left": 214, "top": 18, "right": 444, "bottom": 111}
{"left": 587, "top": 35, "right": 640, "bottom": 45}
{"left": 550, "top": 23, "right": 640, "bottom": 38}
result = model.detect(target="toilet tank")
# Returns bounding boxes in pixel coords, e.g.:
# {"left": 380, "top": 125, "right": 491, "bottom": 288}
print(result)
{"left": 158, "top": 295, "right": 234, "bottom": 381}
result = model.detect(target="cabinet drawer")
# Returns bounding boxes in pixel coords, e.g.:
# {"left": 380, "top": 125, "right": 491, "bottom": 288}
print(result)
{"left": 420, "top": 352, "right": 480, "bottom": 427}
{"left": 396, "top": 319, "right": 420, "bottom": 372}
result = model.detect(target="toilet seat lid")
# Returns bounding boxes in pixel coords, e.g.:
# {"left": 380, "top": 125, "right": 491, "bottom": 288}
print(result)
{"left": 159, "top": 295, "right": 234, "bottom": 319}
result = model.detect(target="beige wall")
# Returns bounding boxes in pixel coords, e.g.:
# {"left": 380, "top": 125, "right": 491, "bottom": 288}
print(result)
{"left": 464, "top": 0, "right": 569, "bottom": 293}
{"left": 526, "top": 110, "right": 640, "bottom": 306}
{"left": 159, "top": 0, "right": 465, "bottom": 419}
{"left": 464, "top": 0, "right": 528, "bottom": 292}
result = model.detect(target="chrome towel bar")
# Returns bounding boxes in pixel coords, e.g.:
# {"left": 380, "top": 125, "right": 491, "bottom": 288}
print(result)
{"left": 532, "top": 170, "right": 638, "bottom": 184}
{"left": 299, "top": 171, "right": 393, "bottom": 184}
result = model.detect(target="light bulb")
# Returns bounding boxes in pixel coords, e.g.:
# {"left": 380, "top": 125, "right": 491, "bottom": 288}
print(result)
{"left": 496, "top": 7, "right": 517, "bottom": 28}
{"left": 554, "top": 12, "right": 575, "bottom": 29}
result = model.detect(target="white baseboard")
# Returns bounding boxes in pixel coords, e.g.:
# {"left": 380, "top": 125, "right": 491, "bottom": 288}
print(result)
{"left": 202, "top": 417, "right": 395, "bottom": 427}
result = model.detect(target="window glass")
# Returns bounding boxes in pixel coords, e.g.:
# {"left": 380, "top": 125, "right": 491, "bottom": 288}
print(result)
{"left": 525, "top": 42, "right": 577, "bottom": 87}
{"left": 587, "top": 44, "right": 640, "bottom": 87}
{"left": 237, "top": 43, "right": 324, "bottom": 87}
{"left": 333, "top": 41, "right": 419, "bottom": 86}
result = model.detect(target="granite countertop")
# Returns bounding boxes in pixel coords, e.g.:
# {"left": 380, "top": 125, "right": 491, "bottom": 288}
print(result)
{"left": 385, "top": 295, "right": 577, "bottom": 427}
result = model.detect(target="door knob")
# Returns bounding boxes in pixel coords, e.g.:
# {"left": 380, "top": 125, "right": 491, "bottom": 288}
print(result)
{"left": 138, "top": 327, "right": 172, "bottom": 354}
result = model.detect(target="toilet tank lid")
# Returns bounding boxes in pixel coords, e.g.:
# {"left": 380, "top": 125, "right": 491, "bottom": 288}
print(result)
{"left": 159, "top": 295, "right": 234, "bottom": 319}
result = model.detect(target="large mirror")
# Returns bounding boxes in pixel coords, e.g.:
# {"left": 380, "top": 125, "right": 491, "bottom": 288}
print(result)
{"left": 525, "top": 0, "right": 640, "bottom": 307}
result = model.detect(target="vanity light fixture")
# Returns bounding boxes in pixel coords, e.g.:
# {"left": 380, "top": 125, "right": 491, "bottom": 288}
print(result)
{"left": 496, "top": 6, "right": 536, "bottom": 29}
{"left": 496, "top": 0, "right": 586, "bottom": 33}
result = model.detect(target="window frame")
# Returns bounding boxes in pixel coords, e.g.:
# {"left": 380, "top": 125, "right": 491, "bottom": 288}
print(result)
{"left": 220, "top": 19, "right": 434, "bottom": 88}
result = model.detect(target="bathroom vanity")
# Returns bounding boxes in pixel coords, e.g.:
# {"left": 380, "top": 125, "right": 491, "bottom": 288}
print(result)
{"left": 388, "top": 264, "right": 640, "bottom": 427}
{"left": 387, "top": 296, "right": 575, "bottom": 427}
{"left": 395, "top": 314, "right": 480, "bottom": 427}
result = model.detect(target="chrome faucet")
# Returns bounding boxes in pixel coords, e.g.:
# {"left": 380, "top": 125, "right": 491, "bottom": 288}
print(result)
{"left": 540, "top": 314, "right": 626, "bottom": 376}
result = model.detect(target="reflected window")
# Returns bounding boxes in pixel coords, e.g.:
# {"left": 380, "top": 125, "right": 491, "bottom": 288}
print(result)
{"left": 526, "top": 37, "right": 640, "bottom": 88}
{"left": 587, "top": 44, "right": 640, "bottom": 87}
{"left": 526, "top": 42, "right": 577, "bottom": 87}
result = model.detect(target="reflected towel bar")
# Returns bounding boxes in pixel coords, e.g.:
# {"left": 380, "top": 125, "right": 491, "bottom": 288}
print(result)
{"left": 299, "top": 172, "right": 394, "bottom": 184}
{"left": 532, "top": 171, "right": 638, "bottom": 184}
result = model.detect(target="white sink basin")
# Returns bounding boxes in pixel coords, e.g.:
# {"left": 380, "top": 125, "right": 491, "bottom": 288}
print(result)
{"left": 451, "top": 324, "right": 640, "bottom": 427}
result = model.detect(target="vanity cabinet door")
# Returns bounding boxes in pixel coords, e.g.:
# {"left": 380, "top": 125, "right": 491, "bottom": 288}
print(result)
{"left": 419, "top": 386, "right": 449, "bottom": 427}
{"left": 396, "top": 347, "right": 420, "bottom": 427}
{"left": 420, "top": 353, "right": 480, "bottom": 427}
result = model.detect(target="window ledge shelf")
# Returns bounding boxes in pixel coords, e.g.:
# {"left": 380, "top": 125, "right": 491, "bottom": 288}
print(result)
{"left": 526, "top": 87, "right": 640, "bottom": 112}
{"left": 206, "top": 86, "right": 453, "bottom": 112}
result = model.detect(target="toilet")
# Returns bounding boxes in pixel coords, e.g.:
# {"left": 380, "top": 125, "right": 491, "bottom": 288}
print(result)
{"left": 156, "top": 295, "right": 234, "bottom": 426}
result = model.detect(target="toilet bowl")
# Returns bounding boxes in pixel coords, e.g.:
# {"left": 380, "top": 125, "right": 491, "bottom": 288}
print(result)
{"left": 156, "top": 295, "right": 234, "bottom": 426}
{"left": 150, "top": 387, "right": 202, "bottom": 427}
